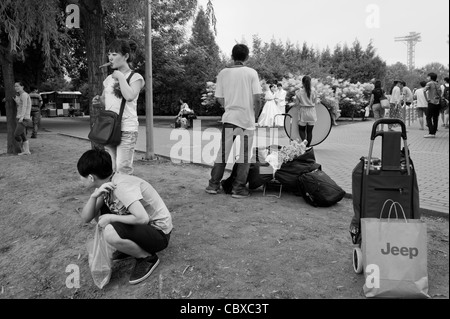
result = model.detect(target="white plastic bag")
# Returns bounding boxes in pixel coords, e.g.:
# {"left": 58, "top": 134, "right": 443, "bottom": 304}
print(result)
{"left": 86, "top": 224, "right": 114, "bottom": 289}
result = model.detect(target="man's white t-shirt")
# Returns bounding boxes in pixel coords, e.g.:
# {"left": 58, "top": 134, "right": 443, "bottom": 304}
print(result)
{"left": 103, "top": 71, "right": 145, "bottom": 132}
{"left": 215, "top": 66, "right": 262, "bottom": 130}
{"left": 414, "top": 88, "right": 428, "bottom": 109}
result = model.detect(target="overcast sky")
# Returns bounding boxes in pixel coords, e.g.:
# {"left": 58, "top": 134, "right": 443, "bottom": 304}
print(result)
{"left": 196, "top": 0, "right": 449, "bottom": 68}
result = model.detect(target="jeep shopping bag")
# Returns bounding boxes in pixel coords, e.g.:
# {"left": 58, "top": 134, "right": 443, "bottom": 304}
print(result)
{"left": 86, "top": 224, "right": 114, "bottom": 289}
{"left": 361, "top": 202, "right": 430, "bottom": 299}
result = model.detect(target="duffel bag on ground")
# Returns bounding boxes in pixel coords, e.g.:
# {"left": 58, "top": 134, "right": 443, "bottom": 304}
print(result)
{"left": 275, "top": 147, "right": 321, "bottom": 191}
{"left": 297, "top": 169, "right": 346, "bottom": 207}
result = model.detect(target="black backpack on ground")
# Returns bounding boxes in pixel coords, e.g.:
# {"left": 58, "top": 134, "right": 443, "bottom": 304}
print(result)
{"left": 274, "top": 148, "right": 321, "bottom": 190}
{"left": 297, "top": 169, "right": 346, "bottom": 207}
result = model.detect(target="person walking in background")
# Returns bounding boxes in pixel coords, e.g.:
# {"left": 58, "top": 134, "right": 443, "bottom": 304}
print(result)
{"left": 295, "top": 75, "right": 318, "bottom": 147}
{"left": 398, "top": 81, "right": 413, "bottom": 126}
{"left": 94, "top": 39, "right": 145, "bottom": 174}
{"left": 29, "top": 86, "right": 43, "bottom": 139}
{"left": 400, "top": 81, "right": 414, "bottom": 107}
{"left": 414, "top": 81, "right": 429, "bottom": 131}
{"left": 14, "top": 81, "right": 33, "bottom": 156}
{"left": 368, "top": 80, "right": 386, "bottom": 131}
{"left": 388, "top": 81, "right": 402, "bottom": 131}
{"left": 258, "top": 84, "right": 280, "bottom": 127}
{"left": 440, "top": 77, "right": 449, "bottom": 129}
{"left": 329, "top": 86, "right": 340, "bottom": 126}
{"left": 423, "top": 72, "right": 442, "bottom": 138}
{"left": 206, "top": 44, "right": 262, "bottom": 199}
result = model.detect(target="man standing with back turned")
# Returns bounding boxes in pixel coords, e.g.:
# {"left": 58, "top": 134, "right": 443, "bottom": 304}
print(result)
{"left": 205, "top": 44, "right": 262, "bottom": 199}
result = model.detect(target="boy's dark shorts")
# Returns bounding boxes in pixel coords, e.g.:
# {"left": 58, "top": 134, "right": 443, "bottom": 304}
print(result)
{"left": 101, "top": 204, "right": 170, "bottom": 254}
{"left": 110, "top": 221, "right": 171, "bottom": 255}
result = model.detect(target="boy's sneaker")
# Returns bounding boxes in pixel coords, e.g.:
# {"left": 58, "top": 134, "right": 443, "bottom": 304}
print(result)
{"left": 129, "top": 255, "right": 160, "bottom": 285}
{"left": 424, "top": 134, "right": 436, "bottom": 138}
{"left": 112, "top": 250, "right": 133, "bottom": 262}
{"left": 205, "top": 186, "right": 219, "bottom": 195}
{"left": 232, "top": 189, "right": 250, "bottom": 199}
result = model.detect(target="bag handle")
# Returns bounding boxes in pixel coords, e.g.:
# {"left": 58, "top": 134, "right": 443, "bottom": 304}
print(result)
{"left": 380, "top": 199, "right": 408, "bottom": 223}
{"left": 388, "top": 202, "right": 408, "bottom": 223}
{"left": 117, "top": 72, "right": 135, "bottom": 122}
{"left": 380, "top": 199, "right": 396, "bottom": 219}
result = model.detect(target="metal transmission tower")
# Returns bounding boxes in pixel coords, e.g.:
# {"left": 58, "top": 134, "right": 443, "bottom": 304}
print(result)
{"left": 395, "top": 32, "right": 422, "bottom": 70}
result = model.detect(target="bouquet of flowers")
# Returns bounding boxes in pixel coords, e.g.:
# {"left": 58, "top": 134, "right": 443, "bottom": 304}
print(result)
{"left": 264, "top": 139, "right": 308, "bottom": 177}
{"left": 279, "top": 139, "right": 308, "bottom": 164}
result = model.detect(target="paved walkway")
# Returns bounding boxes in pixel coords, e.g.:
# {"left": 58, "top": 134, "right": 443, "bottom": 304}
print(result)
{"left": 3, "top": 116, "right": 447, "bottom": 217}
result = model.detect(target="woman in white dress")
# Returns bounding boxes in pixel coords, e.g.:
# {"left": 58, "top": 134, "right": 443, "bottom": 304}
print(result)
{"left": 258, "top": 84, "right": 280, "bottom": 127}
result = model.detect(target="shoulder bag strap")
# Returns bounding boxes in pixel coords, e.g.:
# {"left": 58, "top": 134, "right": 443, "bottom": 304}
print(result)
{"left": 118, "top": 71, "right": 135, "bottom": 121}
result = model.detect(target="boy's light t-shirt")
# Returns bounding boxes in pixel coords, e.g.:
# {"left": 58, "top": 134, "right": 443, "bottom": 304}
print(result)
{"left": 107, "top": 174, "right": 173, "bottom": 235}
{"left": 103, "top": 71, "right": 144, "bottom": 132}
{"left": 215, "top": 66, "right": 262, "bottom": 130}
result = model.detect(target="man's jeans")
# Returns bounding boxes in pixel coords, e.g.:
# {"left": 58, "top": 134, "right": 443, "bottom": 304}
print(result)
{"left": 31, "top": 111, "right": 41, "bottom": 136}
{"left": 426, "top": 103, "right": 441, "bottom": 135}
{"left": 105, "top": 131, "right": 138, "bottom": 175}
{"left": 209, "top": 123, "right": 254, "bottom": 193}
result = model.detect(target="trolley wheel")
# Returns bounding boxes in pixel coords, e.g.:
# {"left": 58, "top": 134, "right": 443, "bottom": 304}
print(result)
{"left": 353, "top": 247, "right": 363, "bottom": 274}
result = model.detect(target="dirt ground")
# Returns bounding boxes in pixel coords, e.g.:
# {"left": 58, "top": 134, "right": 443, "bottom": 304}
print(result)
{"left": 0, "top": 128, "right": 448, "bottom": 300}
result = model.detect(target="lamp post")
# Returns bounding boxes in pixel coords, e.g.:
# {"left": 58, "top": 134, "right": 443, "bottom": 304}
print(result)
{"left": 145, "top": 0, "right": 156, "bottom": 160}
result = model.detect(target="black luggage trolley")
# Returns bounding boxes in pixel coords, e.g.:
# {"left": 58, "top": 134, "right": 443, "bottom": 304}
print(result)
{"left": 350, "top": 119, "right": 421, "bottom": 274}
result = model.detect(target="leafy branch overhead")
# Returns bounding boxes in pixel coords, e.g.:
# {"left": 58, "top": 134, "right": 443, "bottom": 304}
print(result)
{"left": 0, "top": 0, "right": 70, "bottom": 70}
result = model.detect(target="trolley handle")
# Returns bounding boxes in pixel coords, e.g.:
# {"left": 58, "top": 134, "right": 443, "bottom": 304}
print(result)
{"left": 274, "top": 113, "right": 292, "bottom": 121}
{"left": 371, "top": 119, "right": 407, "bottom": 141}
{"left": 274, "top": 113, "right": 293, "bottom": 140}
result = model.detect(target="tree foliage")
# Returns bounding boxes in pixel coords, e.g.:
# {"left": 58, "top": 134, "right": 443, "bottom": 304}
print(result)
{"left": 0, "top": 0, "right": 68, "bottom": 69}
{"left": 245, "top": 37, "right": 387, "bottom": 88}
{"left": 179, "top": 6, "right": 223, "bottom": 115}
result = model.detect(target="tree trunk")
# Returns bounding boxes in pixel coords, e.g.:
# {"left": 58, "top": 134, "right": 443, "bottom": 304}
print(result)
{"left": 0, "top": 46, "right": 21, "bottom": 154}
{"left": 79, "top": 0, "right": 106, "bottom": 149}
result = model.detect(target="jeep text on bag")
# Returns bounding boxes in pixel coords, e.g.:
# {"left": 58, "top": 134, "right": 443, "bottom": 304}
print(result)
{"left": 381, "top": 242, "right": 419, "bottom": 259}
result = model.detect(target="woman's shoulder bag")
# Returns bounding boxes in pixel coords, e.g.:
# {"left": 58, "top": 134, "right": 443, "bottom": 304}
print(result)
{"left": 88, "top": 72, "right": 135, "bottom": 146}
